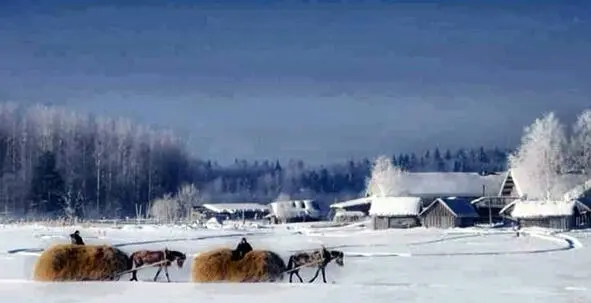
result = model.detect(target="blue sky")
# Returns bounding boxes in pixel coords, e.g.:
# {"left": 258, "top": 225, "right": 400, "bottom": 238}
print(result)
{"left": 1, "top": 0, "right": 590, "bottom": 164}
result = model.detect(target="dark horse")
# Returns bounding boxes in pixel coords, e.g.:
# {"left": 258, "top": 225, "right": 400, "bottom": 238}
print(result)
{"left": 231, "top": 237, "right": 253, "bottom": 261}
{"left": 70, "top": 230, "right": 85, "bottom": 245}
{"left": 286, "top": 247, "right": 344, "bottom": 283}
{"left": 129, "top": 248, "right": 187, "bottom": 282}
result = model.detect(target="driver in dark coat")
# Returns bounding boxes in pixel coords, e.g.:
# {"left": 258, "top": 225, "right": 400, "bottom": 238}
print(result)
{"left": 231, "top": 237, "right": 253, "bottom": 261}
{"left": 70, "top": 230, "right": 85, "bottom": 245}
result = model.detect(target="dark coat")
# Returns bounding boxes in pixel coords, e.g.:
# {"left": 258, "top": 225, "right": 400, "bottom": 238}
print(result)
{"left": 231, "top": 238, "right": 253, "bottom": 261}
{"left": 70, "top": 230, "right": 85, "bottom": 245}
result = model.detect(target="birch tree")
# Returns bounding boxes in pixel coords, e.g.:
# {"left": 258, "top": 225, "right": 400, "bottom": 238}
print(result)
{"left": 175, "top": 183, "right": 201, "bottom": 219}
{"left": 571, "top": 109, "right": 591, "bottom": 175}
{"left": 508, "top": 112, "right": 568, "bottom": 200}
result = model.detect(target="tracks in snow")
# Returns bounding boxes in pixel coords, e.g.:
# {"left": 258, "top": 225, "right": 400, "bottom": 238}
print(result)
{"left": 345, "top": 230, "right": 583, "bottom": 258}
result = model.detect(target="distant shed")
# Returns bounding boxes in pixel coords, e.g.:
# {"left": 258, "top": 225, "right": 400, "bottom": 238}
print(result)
{"left": 419, "top": 197, "right": 479, "bottom": 228}
{"left": 369, "top": 196, "right": 421, "bottom": 229}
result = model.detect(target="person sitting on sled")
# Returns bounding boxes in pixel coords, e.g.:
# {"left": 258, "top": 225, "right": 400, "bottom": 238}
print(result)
{"left": 70, "top": 230, "right": 85, "bottom": 245}
{"left": 231, "top": 237, "right": 253, "bottom": 261}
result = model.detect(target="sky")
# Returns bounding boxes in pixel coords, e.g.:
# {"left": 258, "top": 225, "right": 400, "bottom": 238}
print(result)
{"left": 1, "top": 0, "right": 590, "bottom": 165}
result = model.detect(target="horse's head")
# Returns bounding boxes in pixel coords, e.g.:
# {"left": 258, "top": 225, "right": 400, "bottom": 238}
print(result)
{"left": 173, "top": 251, "right": 187, "bottom": 268}
{"left": 331, "top": 250, "right": 344, "bottom": 267}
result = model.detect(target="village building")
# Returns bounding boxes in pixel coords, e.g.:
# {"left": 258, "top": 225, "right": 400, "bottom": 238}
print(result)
{"left": 200, "top": 203, "right": 270, "bottom": 221}
{"left": 369, "top": 196, "right": 422, "bottom": 229}
{"left": 330, "top": 172, "right": 506, "bottom": 224}
{"left": 329, "top": 197, "right": 372, "bottom": 215}
{"left": 419, "top": 197, "right": 479, "bottom": 228}
{"left": 332, "top": 210, "right": 367, "bottom": 224}
{"left": 499, "top": 199, "right": 591, "bottom": 231}
{"left": 266, "top": 199, "right": 323, "bottom": 224}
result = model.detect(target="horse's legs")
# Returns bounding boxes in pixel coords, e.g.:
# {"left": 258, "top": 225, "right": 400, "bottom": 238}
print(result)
{"left": 308, "top": 267, "right": 321, "bottom": 283}
{"left": 321, "top": 267, "right": 327, "bottom": 283}
{"left": 164, "top": 266, "right": 171, "bottom": 282}
{"left": 153, "top": 266, "right": 162, "bottom": 281}
{"left": 289, "top": 271, "right": 294, "bottom": 283}
{"left": 295, "top": 271, "right": 304, "bottom": 283}
{"left": 130, "top": 260, "right": 139, "bottom": 281}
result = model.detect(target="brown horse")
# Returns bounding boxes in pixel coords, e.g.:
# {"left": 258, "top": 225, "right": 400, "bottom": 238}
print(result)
{"left": 129, "top": 248, "right": 186, "bottom": 282}
{"left": 286, "top": 247, "right": 344, "bottom": 283}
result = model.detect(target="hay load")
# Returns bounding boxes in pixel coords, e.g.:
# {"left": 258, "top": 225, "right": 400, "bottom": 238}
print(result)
{"left": 33, "top": 244, "right": 131, "bottom": 281}
{"left": 191, "top": 248, "right": 286, "bottom": 282}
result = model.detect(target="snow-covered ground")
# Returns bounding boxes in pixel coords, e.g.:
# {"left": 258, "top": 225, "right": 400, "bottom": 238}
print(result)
{"left": 1, "top": 222, "right": 590, "bottom": 302}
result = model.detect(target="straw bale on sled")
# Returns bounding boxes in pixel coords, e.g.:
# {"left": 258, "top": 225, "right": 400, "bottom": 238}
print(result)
{"left": 33, "top": 244, "right": 130, "bottom": 281}
{"left": 191, "top": 248, "right": 286, "bottom": 282}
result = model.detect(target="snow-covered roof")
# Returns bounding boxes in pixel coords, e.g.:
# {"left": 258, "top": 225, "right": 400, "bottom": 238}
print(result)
{"left": 387, "top": 172, "right": 505, "bottom": 197}
{"left": 499, "top": 200, "right": 591, "bottom": 219}
{"left": 330, "top": 197, "right": 372, "bottom": 209}
{"left": 508, "top": 169, "right": 591, "bottom": 200}
{"left": 369, "top": 196, "right": 421, "bottom": 217}
{"left": 268, "top": 200, "right": 321, "bottom": 219}
{"left": 563, "top": 179, "right": 591, "bottom": 201}
{"left": 419, "top": 197, "right": 479, "bottom": 218}
{"left": 202, "top": 203, "right": 270, "bottom": 214}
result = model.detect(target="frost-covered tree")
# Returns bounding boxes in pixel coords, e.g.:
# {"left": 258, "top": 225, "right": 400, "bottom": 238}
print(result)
{"left": 364, "top": 155, "right": 407, "bottom": 197}
{"left": 175, "top": 183, "right": 201, "bottom": 218}
{"left": 571, "top": 109, "right": 591, "bottom": 175}
{"left": 508, "top": 112, "right": 568, "bottom": 200}
{"left": 149, "top": 194, "right": 179, "bottom": 223}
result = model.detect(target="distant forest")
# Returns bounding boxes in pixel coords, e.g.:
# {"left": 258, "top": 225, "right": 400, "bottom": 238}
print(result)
{"left": 0, "top": 103, "right": 510, "bottom": 219}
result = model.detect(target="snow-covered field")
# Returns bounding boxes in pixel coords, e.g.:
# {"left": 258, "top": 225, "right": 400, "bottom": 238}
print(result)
{"left": 1, "top": 222, "right": 590, "bottom": 302}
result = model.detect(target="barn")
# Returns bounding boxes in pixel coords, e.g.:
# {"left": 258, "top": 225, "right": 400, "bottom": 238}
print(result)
{"left": 499, "top": 199, "right": 591, "bottom": 231}
{"left": 369, "top": 196, "right": 421, "bottom": 229}
{"left": 419, "top": 197, "right": 479, "bottom": 228}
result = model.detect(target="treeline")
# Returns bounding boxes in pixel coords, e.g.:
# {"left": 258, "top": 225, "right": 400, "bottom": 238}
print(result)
{"left": 0, "top": 103, "right": 510, "bottom": 219}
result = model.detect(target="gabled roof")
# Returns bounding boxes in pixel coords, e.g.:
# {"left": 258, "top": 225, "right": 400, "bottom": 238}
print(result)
{"left": 507, "top": 169, "right": 591, "bottom": 200}
{"left": 499, "top": 199, "right": 591, "bottom": 219}
{"left": 330, "top": 197, "right": 372, "bottom": 209}
{"left": 390, "top": 172, "right": 505, "bottom": 197}
{"left": 419, "top": 197, "right": 479, "bottom": 218}
{"left": 369, "top": 196, "right": 421, "bottom": 216}
{"left": 202, "top": 203, "right": 270, "bottom": 214}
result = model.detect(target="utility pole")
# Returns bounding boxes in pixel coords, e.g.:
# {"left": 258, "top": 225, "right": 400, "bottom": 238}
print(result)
{"left": 484, "top": 184, "right": 492, "bottom": 226}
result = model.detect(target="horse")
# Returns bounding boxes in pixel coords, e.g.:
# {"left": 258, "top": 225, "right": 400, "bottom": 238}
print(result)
{"left": 286, "top": 247, "right": 344, "bottom": 283}
{"left": 70, "top": 230, "right": 85, "bottom": 245}
{"left": 129, "top": 248, "right": 187, "bottom": 282}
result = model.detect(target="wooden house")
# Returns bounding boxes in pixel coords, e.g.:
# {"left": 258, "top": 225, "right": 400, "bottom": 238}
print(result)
{"left": 267, "top": 200, "right": 323, "bottom": 224}
{"left": 499, "top": 199, "right": 591, "bottom": 231}
{"left": 369, "top": 196, "right": 421, "bottom": 229}
{"left": 332, "top": 210, "right": 367, "bottom": 224}
{"left": 419, "top": 197, "right": 479, "bottom": 228}
{"left": 328, "top": 197, "right": 372, "bottom": 220}
{"left": 201, "top": 203, "right": 270, "bottom": 221}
